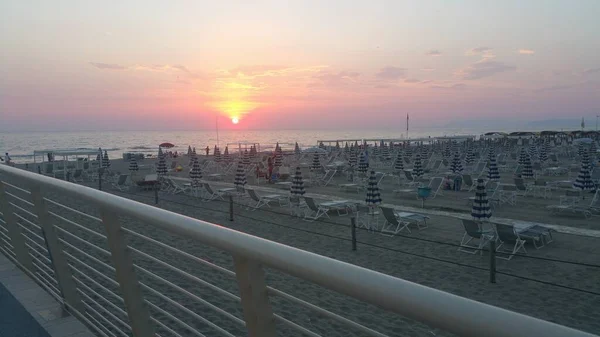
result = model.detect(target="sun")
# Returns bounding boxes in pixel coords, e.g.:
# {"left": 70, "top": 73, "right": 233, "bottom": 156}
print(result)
{"left": 231, "top": 117, "right": 239, "bottom": 124}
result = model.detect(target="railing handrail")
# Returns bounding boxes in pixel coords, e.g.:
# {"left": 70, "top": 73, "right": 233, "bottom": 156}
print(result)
{"left": 0, "top": 164, "right": 595, "bottom": 337}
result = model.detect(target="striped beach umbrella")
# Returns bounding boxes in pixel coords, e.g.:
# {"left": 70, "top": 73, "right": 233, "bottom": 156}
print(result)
{"left": 187, "top": 145, "right": 192, "bottom": 156}
{"left": 311, "top": 152, "right": 321, "bottom": 170}
{"left": 294, "top": 142, "right": 301, "bottom": 156}
{"left": 214, "top": 147, "right": 221, "bottom": 163}
{"left": 487, "top": 148, "right": 500, "bottom": 181}
{"left": 471, "top": 179, "right": 492, "bottom": 220}
{"left": 412, "top": 153, "right": 424, "bottom": 178}
{"left": 578, "top": 142, "right": 585, "bottom": 157}
{"left": 335, "top": 141, "right": 340, "bottom": 151}
{"left": 518, "top": 147, "right": 528, "bottom": 166}
{"left": 349, "top": 149, "right": 357, "bottom": 168}
{"left": 192, "top": 147, "right": 197, "bottom": 156}
{"left": 357, "top": 152, "right": 368, "bottom": 175}
{"left": 443, "top": 142, "right": 452, "bottom": 158}
{"left": 274, "top": 143, "right": 283, "bottom": 167}
{"left": 521, "top": 152, "right": 534, "bottom": 179}
{"left": 590, "top": 141, "right": 598, "bottom": 161}
{"left": 573, "top": 149, "right": 594, "bottom": 191}
{"left": 223, "top": 146, "right": 231, "bottom": 163}
{"left": 344, "top": 142, "right": 349, "bottom": 154}
{"left": 128, "top": 156, "right": 139, "bottom": 172}
{"left": 189, "top": 157, "right": 202, "bottom": 186}
{"left": 538, "top": 142, "right": 548, "bottom": 163}
{"left": 242, "top": 149, "right": 251, "bottom": 166}
{"left": 102, "top": 150, "right": 111, "bottom": 168}
{"left": 528, "top": 142, "right": 537, "bottom": 160}
{"left": 450, "top": 151, "right": 463, "bottom": 174}
{"left": 156, "top": 148, "right": 167, "bottom": 177}
{"left": 96, "top": 147, "right": 102, "bottom": 162}
{"left": 465, "top": 146, "right": 474, "bottom": 166}
{"left": 365, "top": 170, "right": 382, "bottom": 207}
{"left": 393, "top": 151, "right": 404, "bottom": 172}
{"left": 234, "top": 161, "right": 247, "bottom": 189}
{"left": 380, "top": 143, "right": 390, "bottom": 161}
{"left": 372, "top": 143, "right": 379, "bottom": 157}
{"left": 290, "top": 167, "right": 305, "bottom": 197}
{"left": 319, "top": 142, "right": 326, "bottom": 150}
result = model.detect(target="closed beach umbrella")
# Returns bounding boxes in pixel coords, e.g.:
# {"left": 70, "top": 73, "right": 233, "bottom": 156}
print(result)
{"left": 521, "top": 152, "right": 534, "bottom": 179}
{"left": 214, "top": 147, "right": 221, "bottom": 163}
{"left": 578, "top": 142, "right": 586, "bottom": 157}
{"left": 465, "top": 146, "right": 474, "bottom": 166}
{"left": 294, "top": 142, "right": 301, "bottom": 156}
{"left": 97, "top": 147, "right": 102, "bottom": 162}
{"left": 187, "top": 145, "right": 192, "bottom": 156}
{"left": 192, "top": 147, "right": 197, "bottom": 156}
{"left": 242, "top": 149, "right": 251, "bottom": 166}
{"left": 234, "top": 161, "right": 247, "bottom": 189}
{"left": 335, "top": 141, "right": 340, "bottom": 151}
{"left": 274, "top": 143, "right": 283, "bottom": 167}
{"left": 393, "top": 151, "right": 404, "bottom": 172}
{"left": 573, "top": 149, "right": 594, "bottom": 191}
{"left": 290, "top": 167, "right": 305, "bottom": 197}
{"left": 372, "top": 143, "right": 379, "bottom": 157}
{"left": 538, "top": 142, "right": 548, "bottom": 163}
{"left": 129, "top": 156, "right": 139, "bottom": 172}
{"left": 528, "top": 142, "right": 537, "bottom": 160}
{"left": 450, "top": 151, "right": 463, "bottom": 174}
{"left": 102, "top": 150, "right": 111, "bottom": 168}
{"left": 380, "top": 143, "right": 390, "bottom": 160}
{"left": 471, "top": 179, "right": 492, "bottom": 220}
{"left": 518, "top": 147, "right": 528, "bottom": 166}
{"left": 357, "top": 152, "right": 368, "bottom": 175}
{"left": 413, "top": 153, "right": 424, "bottom": 178}
{"left": 156, "top": 148, "right": 167, "bottom": 177}
{"left": 311, "top": 151, "right": 321, "bottom": 170}
{"left": 487, "top": 148, "right": 500, "bottom": 181}
{"left": 365, "top": 170, "right": 382, "bottom": 207}
{"left": 404, "top": 143, "right": 412, "bottom": 158}
{"left": 189, "top": 157, "right": 202, "bottom": 186}
{"left": 349, "top": 149, "right": 357, "bottom": 168}
{"left": 344, "top": 142, "right": 349, "bottom": 154}
{"left": 223, "top": 146, "right": 231, "bottom": 163}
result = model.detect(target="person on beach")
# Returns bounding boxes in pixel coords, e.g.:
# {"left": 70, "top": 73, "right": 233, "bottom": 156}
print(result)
{"left": 205, "top": 146, "right": 209, "bottom": 156}
{"left": 267, "top": 157, "right": 274, "bottom": 183}
{"left": 4, "top": 153, "right": 12, "bottom": 166}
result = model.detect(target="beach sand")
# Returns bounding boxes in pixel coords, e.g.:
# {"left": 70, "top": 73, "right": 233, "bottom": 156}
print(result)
{"left": 6, "top": 157, "right": 600, "bottom": 336}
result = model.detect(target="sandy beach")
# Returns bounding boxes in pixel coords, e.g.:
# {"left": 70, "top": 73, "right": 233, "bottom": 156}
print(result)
{"left": 5, "top": 148, "right": 599, "bottom": 336}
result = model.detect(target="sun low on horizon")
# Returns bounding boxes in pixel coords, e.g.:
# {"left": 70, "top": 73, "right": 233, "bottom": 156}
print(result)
{"left": 231, "top": 117, "right": 240, "bottom": 124}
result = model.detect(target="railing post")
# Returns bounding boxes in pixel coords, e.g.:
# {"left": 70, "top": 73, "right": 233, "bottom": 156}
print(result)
{"left": 229, "top": 195, "right": 234, "bottom": 221}
{"left": 233, "top": 256, "right": 276, "bottom": 337}
{"left": 154, "top": 183, "right": 159, "bottom": 205}
{"left": 351, "top": 217, "right": 357, "bottom": 251}
{"left": 101, "top": 209, "right": 155, "bottom": 337}
{"left": 489, "top": 240, "right": 496, "bottom": 284}
{"left": 0, "top": 181, "right": 34, "bottom": 270}
{"left": 30, "top": 186, "right": 84, "bottom": 313}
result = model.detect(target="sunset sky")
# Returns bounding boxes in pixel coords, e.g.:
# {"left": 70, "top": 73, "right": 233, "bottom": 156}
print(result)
{"left": 1, "top": 1, "right": 599, "bottom": 131}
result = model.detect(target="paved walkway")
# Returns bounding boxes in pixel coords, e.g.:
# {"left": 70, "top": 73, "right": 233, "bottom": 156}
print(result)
{"left": 0, "top": 254, "right": 93, "bottom": 337}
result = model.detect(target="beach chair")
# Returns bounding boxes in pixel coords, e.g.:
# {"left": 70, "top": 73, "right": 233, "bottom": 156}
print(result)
{"left": 71, "top": 169, "right": 83, "bottom": 183}
{"left": 514, "top": 178, "right": 532, "bottom": 197}
{"left": 547, "top": 189, "right": 599, "bottom": 219}
{"left": 303, "top": 197, "right": 331, "bottom": 221}
{"left": 318, "top": 170, "right": 336, "bottom": 186}
{"left": 169, "top": 178, "right": 192, "bottom": 195}
{"left": 112, "top": 174, "right": 129, "bottom": 191}
{"left": 462, "top": 174, "right": 475, "bottom": 191}
{"left": 403, "top": 170, "right": 419, "bottom": 186}
{"left": 495, "top": 223, "right": 544, "bottom": 260}
{"left": 202, "top": 183, "right": 225, "bottom": 201}
{"left": 427, "top": 177, "right": 444, "bottom": 198}
{"left": 559, "top": 189, "right": 582, "bottom": 206}
{"left": 380, "top": 206, "right": 410, "bottom": 235}
{"left": 425, "top": 160, "right": 442, "bottom": 173}
{"left": 246, "top": 188, "right": 288, "bottom": 210}
{"left": 458, "top": 220, "right": 494, "bottom": 255}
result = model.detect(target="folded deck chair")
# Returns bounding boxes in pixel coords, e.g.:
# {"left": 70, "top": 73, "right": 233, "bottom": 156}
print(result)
{"left": 246, "top": 188, "right": 288, "bottom": 210}
{"left": 458, "top": 220, "right": 494, "bottom": 255}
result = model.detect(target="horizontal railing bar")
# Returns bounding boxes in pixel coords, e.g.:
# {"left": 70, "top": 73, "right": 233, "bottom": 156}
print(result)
{"left": 23, "top": 236, "right": 50, "bottom": 256}
{"left": 139, "top": 282, "right": 238, "bottom": 337}
{"left": 0, "top": 244, "right": 16, "bottom": 257}
{"left": 84, "top": 308, "right": 120, "bottom": 337}
{"left": 55, "top": 226, "right": 111, "bottom": 256}
{"left": 5, "top": 191, "right": 34, "bottom": 207}
{"left": 273, "top": 314, "right": 322, "bottom": 337}
{"left": 48, "top": 211, "right": 107, "bottom": 240}
{"left": 34, "top": 269, "right": 61, "bottom": 297}
{"left": 71, "top": 270, "right": 123, "bottom": 304}
{"left": 122, "top": 227, "right": 235, "bottom": 277}
{"left": 268, "top": 287, "right": 388, "bottom": 337}
{"left": 1, "top": 161, "right": 596, "bottom": 337}
{"left": 82, "top": 301, "right": 129, "bottom": 337}
{"left": 32, "top": 262, "right": 58, "bottom": 289}
{"left": 29, "top": 253, "right": 54, "bottom": 275}
{"left": 2, "top": 181, "right": 31, "bottom": 194}
{"left": 64, "top": 252, "right": 119, "bottom": 288}
{"left": 44, "top": 198, "right": 103, "bottom": 222}
{"left": 67, "top": 306, "right": 111, "bottom": 337}
{"left": 9, "top": 202, "right": 38, "bottom": 218}
{"left": 0, "top": 229, "right": 11, "bottom": 241}
{"left": 59, "top": 239, "right": 115, "bottom": 272}
{"left": 16, "top": 223, "right": 44, "bottom": 244}
{"left": 135, "top": 265, "right": 244, "bottom": 327}
{"left": 14, "top": 213, "right": 41, "bottom": 231}
{"left": 78, "top": 290, "right": 132, "bottom": 332}
{"left": 1, "top": 237, "right": 14, "bottom": 249}
{"left": 146, "top": 300, "right": 208, "bottom": 337}
{"left": 151, "top": 316, "right": 185, "bottom": 337}
{"left": 129, "top": 246, "right": 239, "bottom": 301}
{"left": 74, "top": 279, "right": 128, "bottom": 319}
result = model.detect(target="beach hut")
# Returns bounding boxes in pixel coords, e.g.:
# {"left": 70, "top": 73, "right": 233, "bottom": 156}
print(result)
{"left": 413, "top": 153, "right": 424, "bottom": 178}
{"left": 471, "top": 179, "right": 492, "bottom": 220}
{"left": 521, "top": 152, "right": 534, "bottom": 179}
{"left": 365, "top": 170, "right": 382, "bottom": 210}
{"left": 357, "top": 152, "right": 368, "bottom": 175}
{"left": 189, "top": 157, "right": 202, "bottom": 186}
{"left": 156, "top": 148, "right": 167, "bottom": 178}
{"left": 290, "top": 166, "right": 305, "bottom": 197}
{"left": 311, "top": 152, "right": 321, "bottom": 171}
{"left": 450, "top": 151, "right": 463, "bottom": 174}
{"left": 393, "top": 151, "right": 404, "bottom": 172}
{"left": 234, "top": 161, "right": 247, "bottom": 189}
{"left": 487, "top": 148, "right": 500, "bottom": 181}
{"left": 573, "top": 149, "right": 594, "bottom": 191}
{"left": 102, "top": 150, "right": 111, "bottom": 169}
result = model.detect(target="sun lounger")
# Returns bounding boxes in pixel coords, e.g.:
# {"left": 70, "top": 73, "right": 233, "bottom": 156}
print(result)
{"left": 380, "top": 206, "right": 410, "bottom": 235}
{"left": 246, "top": 188, "right": 289, "bottom": 210}
{"left": 494, "top": 223, "right": 545, "bottom": 260}
{"left": 112, "top": 174, "right": 129, "bottom": 191}
{"left": 303, "top": 197, "right": 350, "bottom": 221}
{"left": 458, "top": 220, "right": 494, "bottom": 255}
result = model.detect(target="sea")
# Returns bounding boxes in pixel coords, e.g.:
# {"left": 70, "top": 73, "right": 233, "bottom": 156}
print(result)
{"left": 0, "top": 126, "right": 573, "bottom": 163}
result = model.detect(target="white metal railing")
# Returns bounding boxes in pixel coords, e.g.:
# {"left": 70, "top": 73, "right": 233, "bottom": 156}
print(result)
{"left": 0, "top": 164, "right": 596, "bottom": 337}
